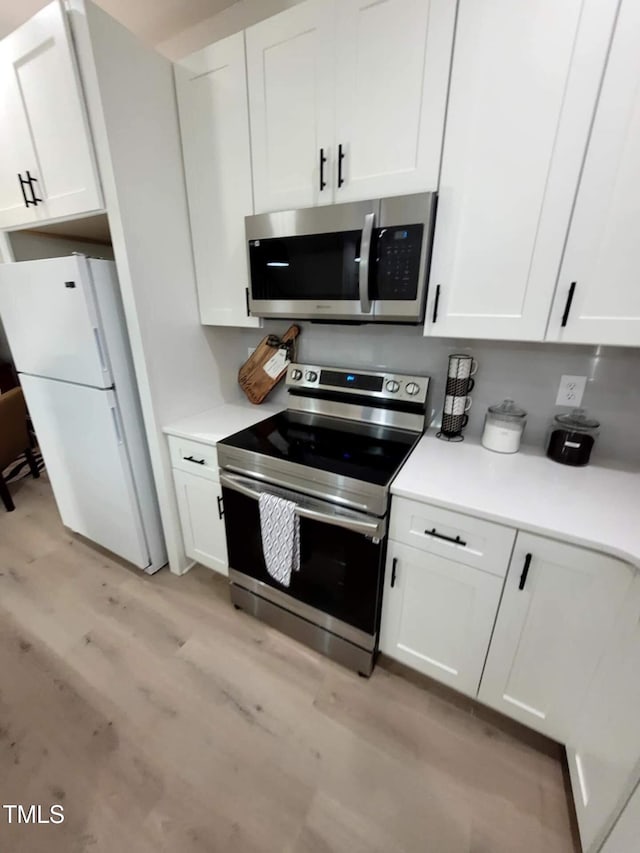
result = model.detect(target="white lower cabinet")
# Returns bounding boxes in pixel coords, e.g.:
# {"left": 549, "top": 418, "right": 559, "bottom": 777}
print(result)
{"left": 173, "top": 468, "right": 228, "bottom": 576}
{"left": 478, "top": 531, "right": 634, "bottom": 743}
{"left": 380, "top": 540, "right": 504, "bottom": 697}
{"left": 566, "top": 572, "right": 640, "bottom": 852}
{"left": 600, "top": 780, "right": 640, "bottom": 853}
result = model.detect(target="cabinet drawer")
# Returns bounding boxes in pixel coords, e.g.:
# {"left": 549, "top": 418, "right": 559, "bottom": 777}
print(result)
{"left": 389, "top": 497, "right": 515, "bottom": 577}
{"left": 168, "top": 435, "right": 219, "bottom": 481}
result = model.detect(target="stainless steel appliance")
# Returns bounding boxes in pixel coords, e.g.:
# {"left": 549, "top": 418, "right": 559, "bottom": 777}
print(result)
{"left": 217, "top": 363, "right": 430, "bottom": 675}
{"left": 246, "top": 192, "right": 437, "bottom": 323}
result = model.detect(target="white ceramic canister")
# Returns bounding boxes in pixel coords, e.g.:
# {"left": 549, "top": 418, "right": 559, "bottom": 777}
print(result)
{"left": 481, "top": 399, "right": 527, "bottom": 454}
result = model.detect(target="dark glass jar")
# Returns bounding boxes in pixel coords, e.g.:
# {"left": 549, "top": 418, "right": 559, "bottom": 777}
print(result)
{"left": 546, "top": 409, "right": 600, "bottom": 467}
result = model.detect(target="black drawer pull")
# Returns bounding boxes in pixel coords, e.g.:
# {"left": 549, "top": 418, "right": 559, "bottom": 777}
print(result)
{"left": 184, "top": 455, "right": 205, "bottom": 465}
{"left": 217, "top": 495, "right": 224, "bottom": 520}
{"left": 519, "top": 553, "right": 532, "bottom": 590}
{"left": 425, "top": 527, "right": 467, "bottom": 547}
{"left": 432, "top": 284, "right": 441, "bottom": 323}
{"left": 390, "top": 556, "right": 398, "bottom": 588}
{"left": 561, "top": 281, "right": 576, "bottom": 328}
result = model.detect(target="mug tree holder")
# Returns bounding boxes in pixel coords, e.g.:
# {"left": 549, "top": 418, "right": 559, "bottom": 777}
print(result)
{"left": 437, "top": 354, "right": 477, "bottom": 442}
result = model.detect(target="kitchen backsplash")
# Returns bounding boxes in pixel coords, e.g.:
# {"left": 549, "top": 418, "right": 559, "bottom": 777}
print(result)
{"left": 205, "top": 322, "right": 640, "bottom": 469}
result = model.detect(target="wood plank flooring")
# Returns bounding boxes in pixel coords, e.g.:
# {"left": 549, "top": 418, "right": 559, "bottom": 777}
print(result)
{"left": 0, "top": 475, "right": 580, "bottom": 852}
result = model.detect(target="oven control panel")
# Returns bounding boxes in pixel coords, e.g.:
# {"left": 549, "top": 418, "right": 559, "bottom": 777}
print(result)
{"left": 286, "top": 363, "right": 429, "bottom": 404}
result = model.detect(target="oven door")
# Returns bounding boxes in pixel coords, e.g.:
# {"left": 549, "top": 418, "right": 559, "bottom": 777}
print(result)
{"left": 220, "top": 472, "right": 387, "bottom": 650}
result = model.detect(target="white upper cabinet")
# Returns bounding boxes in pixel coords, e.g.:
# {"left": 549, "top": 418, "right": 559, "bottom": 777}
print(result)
{"left": 246, "top": 0, "right": 335, "bottom": 214}
{"left": 333, "top": 0, "right": 455, "bottom": 202}
{"left": 175, "top": 33, "right": 260, "bottom": 328}
{"left": 424, "top": 0, "right": 620, "bottom": 341}
{"left": 547, "top": 0, "right": 640, "bottom": 347}
{"left": 246, "top": 0, "right": 455, "bottom": 213}
{"left": 0, "top": 1, "right": 102, "bottom": 230}
{"left": 478, "top": 532, "right": 633, "bottom": 743}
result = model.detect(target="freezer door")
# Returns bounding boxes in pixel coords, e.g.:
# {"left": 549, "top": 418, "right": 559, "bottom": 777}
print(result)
{"left": 21, "top": 374, "right": 150, "bottom": 569}
{"left": 0, "top": 255, "right": 112, "bottom": 388}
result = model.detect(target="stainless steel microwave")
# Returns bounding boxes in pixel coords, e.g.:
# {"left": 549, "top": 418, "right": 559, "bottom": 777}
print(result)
{"left": 245, "top": 191, "right": 437, "bottom": 323}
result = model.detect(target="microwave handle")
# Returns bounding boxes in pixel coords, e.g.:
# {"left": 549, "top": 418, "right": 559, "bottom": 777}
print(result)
{"left": 359, "top": 212, "right": 375, "bottom": 314}
{"left": 219, "top": 472, "right": 384, "bottom": 539}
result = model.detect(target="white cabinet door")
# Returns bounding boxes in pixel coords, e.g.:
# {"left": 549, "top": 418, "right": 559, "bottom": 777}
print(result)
{"left": 0, "top": 1, "right": 102, "bottom": 229}
{"left": 479, "top": 532, "right": 634, "bottom": 742}
{"left": 547, "top": 0, "right": 640, "bottom": 348}
{"left": 333, "top": 0, "right": 455, "bottom": 202}
{"left": 567, "top": 572, "right": 640, "bottom": 853}
{"left": 246, "top": 0, "right": 335, "bottom": 213}
{"left": 424, "top": 0, "right": 619, "bottom": 341}
{"left": 600, "top": 780, "right": 640, "bottom": 853}
{"left": 175, "top": 33, "right": 260, "bottom": 328}
{"left": 380, "top": 540, "right": 504, "bottom": 697}
{"left": 173, "top": 469, "right": 228, "bottom": 575}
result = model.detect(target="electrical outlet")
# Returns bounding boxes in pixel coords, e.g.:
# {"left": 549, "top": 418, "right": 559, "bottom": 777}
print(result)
{"left": 556, "top": 375, "right": 587, "bottom": 407}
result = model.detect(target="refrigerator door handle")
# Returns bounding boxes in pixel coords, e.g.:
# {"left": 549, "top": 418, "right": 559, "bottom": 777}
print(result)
{"left": 93, "top": 327, "right": 108, "bottom": 374}
{"left": 111, "top": 406, "right": 123, "bottom": 445}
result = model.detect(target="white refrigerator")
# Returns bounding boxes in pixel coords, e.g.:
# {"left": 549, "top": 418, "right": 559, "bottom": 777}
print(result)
{"left": 0, "top": 255, "right": 166, "bottom": 572}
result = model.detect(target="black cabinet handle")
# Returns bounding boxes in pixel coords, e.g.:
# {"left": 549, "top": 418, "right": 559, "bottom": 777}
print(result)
{"left": 217, "top": 495, "right": 224, "bottom": 520}
{"left": 390, "top": 557, "right": 398, "bottom": 588}
{"left": 18, "top": 171, "right": 42, "bottom": 207}
{"left": 245, "top": 287, "right": 250, "bottom": 317}
{"left": 184, "top": 455, "right": 205, "bottom": 465}
{"left": 518, "top": 553, "right": 532, "bottom": 590}
{"left": 26, "top": 171, "right": 42, "bottom": 204}
{"left": 432, "top": 284, "right": 441, "bottom": 323}
{"left": 319, "top": 148, "right": 327, "bottom": 191}
{"left": 424, "top": 527, "right": 467, "bottom": 547}
{"left": 561, "top": 282, "right": 576, "bottom": 328}
{"left": 337, "top": 143, "right": 345, "bottom": 188}
{"left": 18, "top": 173, "right": 30, "bottom": 207}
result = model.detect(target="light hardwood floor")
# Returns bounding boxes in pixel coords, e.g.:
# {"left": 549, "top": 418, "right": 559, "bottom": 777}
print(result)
{"left": 0, "top": 474, "right": 580, "bottom": 853}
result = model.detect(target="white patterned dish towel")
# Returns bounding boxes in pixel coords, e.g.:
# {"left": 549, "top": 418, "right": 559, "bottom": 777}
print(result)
{"left": 258, "top": 492, "right": 300, "bottom": 588}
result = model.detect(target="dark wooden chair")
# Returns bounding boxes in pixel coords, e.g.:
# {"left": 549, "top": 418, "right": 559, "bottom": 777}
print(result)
{"left": 0, "top": 387, "right": 40, "bottom": 512}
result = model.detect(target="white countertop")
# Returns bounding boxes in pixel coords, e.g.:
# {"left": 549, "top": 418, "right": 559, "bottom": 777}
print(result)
{"left": 392, "top": 433, "right": 640, "bottom": 569}
{"left": 163, "top": 400, "right": 283, "bottom": 445}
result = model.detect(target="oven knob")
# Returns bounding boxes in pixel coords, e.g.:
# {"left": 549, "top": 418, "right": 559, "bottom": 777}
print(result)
{"left": 305, "top": 370, "right": 318, "bottom": 382}
{"left": 386, "top": 380, "right": 400, "bottom": 393}
{"left": 290, "top": 369, "right": 303, "bottom": 381}
{"left": 405, "top": 382, "right": 420, "bottom": 396}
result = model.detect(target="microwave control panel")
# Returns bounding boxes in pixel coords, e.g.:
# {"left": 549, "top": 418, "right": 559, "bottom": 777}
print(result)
{"left": 373, "top": 223, "right": 424, "bottom": 300}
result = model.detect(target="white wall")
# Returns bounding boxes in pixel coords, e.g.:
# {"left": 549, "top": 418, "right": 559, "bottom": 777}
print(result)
{"left": 205, "top": 320, "right": 640, "bottom": 469}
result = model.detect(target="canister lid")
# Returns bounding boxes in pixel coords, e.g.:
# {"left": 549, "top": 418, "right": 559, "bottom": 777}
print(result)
{"left": 487, "top": 399, "right": 527, "bottom": 420}
{"left": 553, "top": 408, "right": 600, "bottom": 431}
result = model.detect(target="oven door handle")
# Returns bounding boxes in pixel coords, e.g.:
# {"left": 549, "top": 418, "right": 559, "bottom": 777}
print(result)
{"left": 358, "top": 212, "right": 375, "bottom": 315}
{"left": 219, "top": 472, "right": 385, "bottom": 539}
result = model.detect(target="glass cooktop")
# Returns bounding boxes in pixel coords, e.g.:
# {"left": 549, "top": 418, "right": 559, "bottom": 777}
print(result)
{"left": 218, "top": 410, "right": 420, "bottom": 486}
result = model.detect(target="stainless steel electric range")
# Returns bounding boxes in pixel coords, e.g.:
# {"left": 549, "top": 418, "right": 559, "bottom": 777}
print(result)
{"left": 217, "top": 363, "right": 429, "bottom": 675}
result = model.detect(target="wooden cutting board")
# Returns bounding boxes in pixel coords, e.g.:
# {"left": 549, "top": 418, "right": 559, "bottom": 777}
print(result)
{"left": 238, "top": 324, "right": 300, "bottom": 405}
